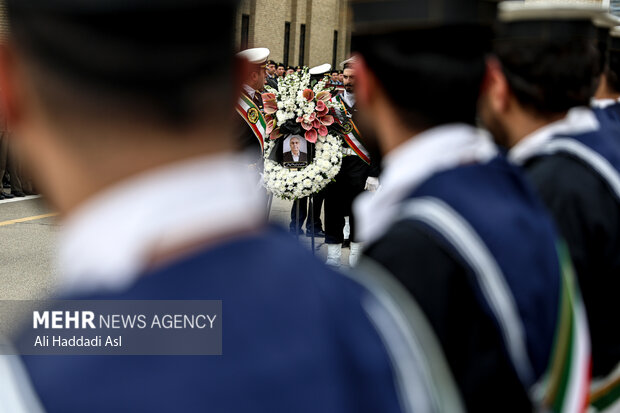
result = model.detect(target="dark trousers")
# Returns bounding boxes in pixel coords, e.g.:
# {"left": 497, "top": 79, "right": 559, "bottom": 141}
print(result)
{"left": 0, "top": 131, "right": 21, "bottom": 192}
{"left": 324, "top": 157, "right": 369, "bottom": 244}
{"left": 290, "top": 191, "right": 324, "bottom": 232}
{"left": 0, "top": 131, "right": 7, "bottom": 190}
{"left": 324, "top": 181, "right": 364, "bottom": 244}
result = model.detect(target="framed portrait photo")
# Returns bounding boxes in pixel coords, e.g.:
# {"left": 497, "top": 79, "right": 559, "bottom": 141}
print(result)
{"left": 282, "top": 135, "right": 309, "bottom": 169}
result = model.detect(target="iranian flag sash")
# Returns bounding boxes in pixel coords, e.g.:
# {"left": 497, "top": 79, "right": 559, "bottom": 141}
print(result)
{"left": 537, "top": 243, "right": 591, "bottom": 413}
{"left": 335, "top": 95, "right": 371, "bottom": 165}
{"left": 236, "top": 93, "right": 266, "bottom": 153}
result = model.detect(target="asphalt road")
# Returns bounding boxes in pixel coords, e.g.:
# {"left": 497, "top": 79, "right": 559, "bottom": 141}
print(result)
{"left": 0, "top": 196, "right": 58, "bottom": 300}
{"left": 0, "top": 194, "right": 343, "bottom": 301}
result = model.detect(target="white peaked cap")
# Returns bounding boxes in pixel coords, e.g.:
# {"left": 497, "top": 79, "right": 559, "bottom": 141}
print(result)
{"left": 309, "top": 63, "right": 332, "bottom": 75}
{"left": 340, "top": 56, "right": 358, "bottom": 69}
{"left": 236, "top": 47, "right": 270, "bottom": 65}
{"left": 499, "top": 0, "right": 606, "bottom": 22}
{"left": 593, "top": 13, "right": 620, "bottom": 28}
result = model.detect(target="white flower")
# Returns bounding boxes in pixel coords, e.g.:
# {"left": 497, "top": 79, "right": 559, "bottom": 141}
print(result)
{"left": 318, "top": 160, "right": 331, "bottom": 171}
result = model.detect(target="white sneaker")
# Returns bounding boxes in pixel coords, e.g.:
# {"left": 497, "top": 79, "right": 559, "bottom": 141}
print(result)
{"left": 325, "top": 244, "right": 342, "bottom": 268}
{"left": 349, "top": 242, "right": 362, "bottom": 267}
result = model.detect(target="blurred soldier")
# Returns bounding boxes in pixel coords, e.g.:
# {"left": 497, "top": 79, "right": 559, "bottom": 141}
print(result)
{"left": 0, "top": 117, "right": 16, "bottom": 199}
{"left": 480, "top": 2, "right": 620, "bottom": 411}
{"left": 5, "top": 146, "right": 25, "bottom": 197}
{"left": 276, "top": 63, "right": 286, "bottom": 80}
{"left": 593, "top": 25, "right": 620, "bottom": 124}
{"left": 0, "top": 0, "right": 451, "bottom": 412}
{"left": 330, "top": 70, "right": 342, "bottom": 85}
{"left": 235, "top": 47, "right": 269, "bottom": 163}
{"left": 0, "top": 132, "right": 13, "bottom": 199}
{"left": 330, "top": 69, "right": 345, "bottom": 95}
{"left": 352, "top": 0, "right": 590, "bottom": 411}
{"left": 265, "top": 60, "right": 278, "bottom": 89}
{"left": 592, "top": 14, "right": 620, "bottom": 110}
{"left": 325, "top": 57, "right": 379, "bottom": 268}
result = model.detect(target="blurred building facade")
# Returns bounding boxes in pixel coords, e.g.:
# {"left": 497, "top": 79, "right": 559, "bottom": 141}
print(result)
{"left": 0, "top": 2, "right": 6, "bottom": 42}
{"left": 235, "top": 0, "right": 352, "bottom": 69}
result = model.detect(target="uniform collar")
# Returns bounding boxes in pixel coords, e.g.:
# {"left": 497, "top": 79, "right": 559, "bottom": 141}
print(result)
{"left": 58, "top": 153, "right": 266, "bottom": 296}
{"left": 508, "top": 107, "right": 599, "bottom": 165}
{"left": 342, "top": 91, "right": 356, "bottom": 108}
{"left": 354, "top": 124, "right": 497, "bottom": 244}
{"left": 591, "top": 98, "right": 620, "bottom": 109}
{"left": 242, "top": 84, "right": 256, "bottom": 99}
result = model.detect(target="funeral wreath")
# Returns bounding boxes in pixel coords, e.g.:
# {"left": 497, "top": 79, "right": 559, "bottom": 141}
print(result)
{"left": 262, "top": 69, "right": 343, "bottom": 200}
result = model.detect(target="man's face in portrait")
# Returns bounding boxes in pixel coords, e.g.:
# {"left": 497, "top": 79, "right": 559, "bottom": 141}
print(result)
{"left": 290, "top": 137, "right": 300, "bottom": 155}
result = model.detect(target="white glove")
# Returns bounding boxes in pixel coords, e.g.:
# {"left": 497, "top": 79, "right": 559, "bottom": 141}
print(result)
{"left": 365, "top": 177, "right": 379, "bottom": 192}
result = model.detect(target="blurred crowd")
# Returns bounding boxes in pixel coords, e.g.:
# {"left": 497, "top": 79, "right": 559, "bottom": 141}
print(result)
{"left": 264, "top": 59, "right": 344, "bottom": 88}
{"left": 0, "top": 134, "right": 35, "bottom": 200}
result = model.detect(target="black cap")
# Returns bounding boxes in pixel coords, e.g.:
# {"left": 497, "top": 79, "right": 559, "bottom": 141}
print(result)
{"left": 6, "top": 0, "right": 240, "bottom": 93}
{"left": 351, "top": 0, "right": 499, "bottom": 34}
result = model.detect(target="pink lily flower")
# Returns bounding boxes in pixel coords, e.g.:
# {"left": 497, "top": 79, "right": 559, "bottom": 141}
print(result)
{"left": 270, "top": 128, "right": 282, "bottom": 140}
{"left": 303, "top": 89, "right": 315, "bottom": 102}
{"left": 315, "top": 100, "right": 329, "bottom": 117}
{"left": 318, "top": 125, "right": 328, "bottom": 137}
{"left": 316, "top": 91, "right": 331, "bottom": 102}
{"left": 305, "top": 128, "right": 318, "bottom": 143}
{"left": 265, "top": 116, "right": 275, "bottom": 135}
{"left": 319, "top": 114, "right": 334, "bottom": 126}
{"left": 262, "top": 93, "right": 278, "bottom": 115}
{"left": 296, "top": 113, "right": 316, "bottom": 131}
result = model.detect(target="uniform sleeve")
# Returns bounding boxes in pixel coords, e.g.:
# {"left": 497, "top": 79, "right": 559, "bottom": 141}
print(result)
{"left": 368, "top": 154, "right": 381, "bottom": 178}
{"left": 526, "top": 155, "right": 620, "bottom": 377}
{"left": 363, "top": 220, "right": 532, "bottom": 412}
{"left": 233, "top": 116, "right": 263, "bottom": 161}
